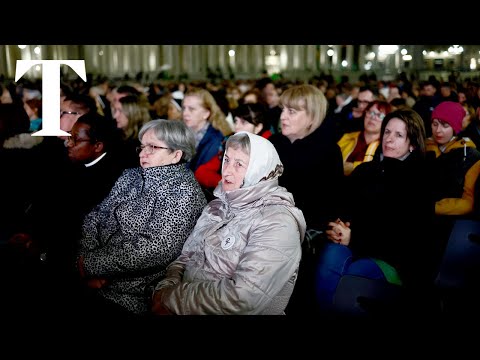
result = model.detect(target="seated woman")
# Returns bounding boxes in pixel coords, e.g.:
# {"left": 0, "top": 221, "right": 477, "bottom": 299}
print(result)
{"left": 427, "top": 101, "right": 480, "bottom": 268}
{"left": 269, "top": 84, "right": 344, "bottom": 233}
{"left": 195, "top": 102, "right": 271, "bottom": 195}
{"left": 113, "top": 94, "right": 152, "bottom": 169}
{"left": 315, "top": 108, "right": 436, "bottom": 314}
{"left": 427, "top": 101, "right": 480, "bottom": 216}
{"left": 182, "top": 87, "right": 232, "bottom": 172}
{"left": 337, "top": 100, "right": 392, "bottom": 176}
{"left": 77, "top": 119, "right": 207, "bottom": 316}
{"left": 269, "top": 84, "right": 344, "bottom": 315}
{"left": 150, "top": 131, "right": 306, "bottom": 315}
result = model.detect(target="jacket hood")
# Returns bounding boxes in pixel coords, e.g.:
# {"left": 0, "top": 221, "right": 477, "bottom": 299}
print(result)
{"left": 426, "top": 136, "right": 476, "bottom": 156}
{"left": 213, "top": 178, "right": 306, "bottom": 243}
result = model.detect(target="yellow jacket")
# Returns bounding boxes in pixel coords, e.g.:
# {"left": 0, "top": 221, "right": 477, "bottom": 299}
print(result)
{"left": 426, "top": 137, "right": 480, "bottom": 215}
{"left": 337, "top": 131, "right": 379, "bottom": 175}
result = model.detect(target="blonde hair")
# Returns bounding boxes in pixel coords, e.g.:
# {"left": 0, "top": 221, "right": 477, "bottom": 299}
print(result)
{"left": 280, "top": 84, "right": 328, "bottom": 135}
{"left": 119, "top": 95, "right": 152, "bottom": 140}
{"left": 185, "top": 88, "right": 232, "bottom": 136}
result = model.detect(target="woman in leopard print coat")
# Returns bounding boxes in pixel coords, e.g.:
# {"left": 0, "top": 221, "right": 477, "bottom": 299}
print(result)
{"left": 77, "top": 119, "right": 206, "bottom": 315}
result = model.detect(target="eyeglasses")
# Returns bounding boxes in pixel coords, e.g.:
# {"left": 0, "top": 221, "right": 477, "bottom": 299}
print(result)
{"left": 357, "top": 100, "right": 372, "bottom": 106}
{"left": 61, "top": 111, "right": 82, "bottom": 117}
{"left": 136, "top": 144, "right": 171, "bottom": 155}
{"left": 369, "top": 111, "right": 386, "bottom": 121}
{"left": 66, "top": 137, "right": 91, "bottom": 146}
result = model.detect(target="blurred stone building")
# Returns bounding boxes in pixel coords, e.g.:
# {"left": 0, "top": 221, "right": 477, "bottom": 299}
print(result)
{"left": 1, "top": 45, "right": 479, "bottom": 82}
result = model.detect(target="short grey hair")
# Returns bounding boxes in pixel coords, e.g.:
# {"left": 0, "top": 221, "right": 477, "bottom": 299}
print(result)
{"left": 225, "top": 132, "right": 250, "bottom": 156}
{"left": 139, "top": 119, "right": 196, "bottom": 162}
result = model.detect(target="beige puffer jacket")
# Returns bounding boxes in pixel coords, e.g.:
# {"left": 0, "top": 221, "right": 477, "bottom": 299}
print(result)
{"left": 156, "top": 132, "right": 306, "bottom": 315}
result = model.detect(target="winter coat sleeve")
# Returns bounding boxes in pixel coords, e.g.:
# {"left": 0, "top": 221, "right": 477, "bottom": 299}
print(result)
{"left": 435, "top": 160, "right": 480, "bottom": 215}
{"left": 153, "top": 260, "right": 186, "bottom": 291}
{"left": 194, "top": 152, "right": 222, "bottom": 189}
{"left": 79, "top": 171, "right": 129, "bottom": 253}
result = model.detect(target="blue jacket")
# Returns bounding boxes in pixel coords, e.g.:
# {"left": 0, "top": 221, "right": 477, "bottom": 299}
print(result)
{"left": 188, "top": 124, "right": 224, "bottom": 172}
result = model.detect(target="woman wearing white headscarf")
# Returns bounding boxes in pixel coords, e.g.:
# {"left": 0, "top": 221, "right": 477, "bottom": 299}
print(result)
{"left": 151, "top": 131, "right": 306, "bottom": 315}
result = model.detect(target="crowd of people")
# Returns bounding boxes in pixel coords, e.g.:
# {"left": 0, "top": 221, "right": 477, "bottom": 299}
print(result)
{"left": 1, "top": 70, "right": 480, "bottom": 320}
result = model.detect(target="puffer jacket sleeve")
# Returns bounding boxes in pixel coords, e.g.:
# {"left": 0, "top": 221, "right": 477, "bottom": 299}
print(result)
{"left": 435, "top": 160, "right": 480, "bottom": 215}
{"left": 83, "top": 184, "right": 203, "bottom": 277}
{"left": 154, "top": 261, "right": 186, "bottom": 291}
{"left": 161, "top": 208, "right": 302, "bottom": 314}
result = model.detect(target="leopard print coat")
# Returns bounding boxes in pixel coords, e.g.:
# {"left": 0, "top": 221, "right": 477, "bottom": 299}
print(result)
{"left": 79, "top": 163, "right": 207, "bottom": 314}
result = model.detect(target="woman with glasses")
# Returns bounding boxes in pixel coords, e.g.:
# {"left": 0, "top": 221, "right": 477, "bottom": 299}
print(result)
{"left": 337, "top": 100, "right": 393, "bottom": 176}
{"left": 77, "top": 119, "right": 207, "bottom": 318}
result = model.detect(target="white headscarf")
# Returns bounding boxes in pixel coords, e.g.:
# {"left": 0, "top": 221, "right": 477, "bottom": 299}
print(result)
{"left": 222, "top": 131, "right": 283, "bottom": 188}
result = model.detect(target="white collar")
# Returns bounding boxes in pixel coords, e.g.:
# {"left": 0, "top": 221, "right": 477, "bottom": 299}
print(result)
{"left": 84, "top": 152, "right": 107, "bottom": 167}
